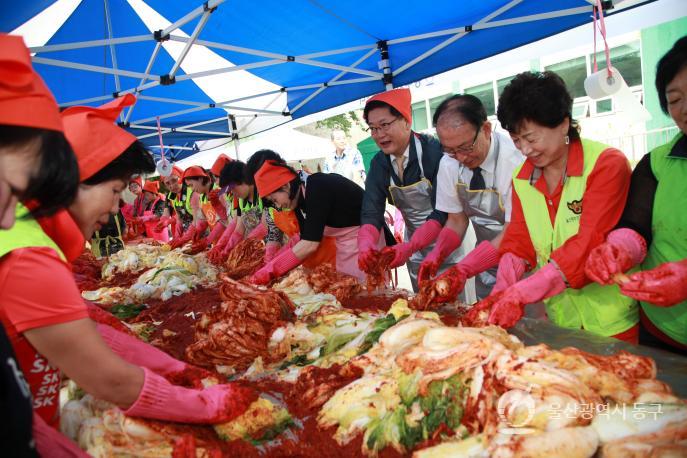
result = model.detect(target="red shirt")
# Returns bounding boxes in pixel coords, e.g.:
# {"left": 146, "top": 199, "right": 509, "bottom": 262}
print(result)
{"left": 500, "top": 140, "right": 631, "bottom": 289}
{"left": 0, "top": 210, "right": 87, "bottom": 426}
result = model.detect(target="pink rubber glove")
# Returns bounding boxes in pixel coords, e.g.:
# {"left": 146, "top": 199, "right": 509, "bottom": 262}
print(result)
{"left": 493, "top": 252, "right": 528, "bottom": 293}
{"left": 33, "top": 413, "right": 88, "bottom": 457}
{"left": 155, "top": 216, "right": 173, "bottom": 232}
{"left": 206, "top": 221, "right": 227, "bottom": 245}
{"left": 431, "top": 241, "right": 502, "bottom": 300}
{"left": 169, "top": 224, "right": 197, "bottom": 249}
{"left": 96, "top": 324, "right": 185, "bottom": 375}
{"left": 417, "top": 227, "right": 462, "bottom": 283}
{"left": 620, "top": 259, "right": 687, "bottom": 307}
{"left": 221, "top": 231, "right": 244, "bottom": 257}
{"left": 358, "top": 224, "right": 381, "bottom": 272}
{"left": 125, "top": 368, "right": 257, "bottom": 424}
{"left": 264, "top": 242, "right": 280, "bottom": 263}
{"left": 209, "top": 219, "right": 238, "bottom": 258}
{"left": 389, "top": 219, "right": 442, "bottom": 268}
{"left": 247, "top": 222, "right": 268, "bottom": 240}
{"left": 585, "top": 228, "right": 647, "bottom": 285}
{"left": 488, "top": 263, "right": 566, "bottom": 328}
{"left": 251, "top": 248, "right": 301, "bottom": 285}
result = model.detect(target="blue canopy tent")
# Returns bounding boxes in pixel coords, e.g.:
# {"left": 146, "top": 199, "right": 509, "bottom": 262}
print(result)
{"left": 3, "top": 0, "right": 655, "bottom": 161}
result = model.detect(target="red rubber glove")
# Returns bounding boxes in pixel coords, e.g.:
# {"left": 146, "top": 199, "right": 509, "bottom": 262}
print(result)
{"left": 264, "top": 242, "right": 280, "bottom": 263}
{"left": 169, "top": 225, "right": 197, "bottom": 249}
{"left": 96, "top": 323, "right": 186, "bottom": 375}
{"left": 251, "top": 248, "right": 301, "bottom": 285}
{"left": 488, "top": 263, "right": 566, "bottom": 328}
{"left": 389, "top": 219, "right": 442, "bottom": 268}
{"left": 193, "top": 220, "right": 209, "bottom": 242}
{"left": 585, "top": 228, "right": 647, "bottom": 285}
{"left": 33, "top": 413, "right": 88, "bottom": 457}
{"left": 358, "top": 224, "right": 381, "bottom": 271}
{"left": 208, "top": 219, "right": 238, "bottom": 261}
{"left": 493, "top": 252, "right": 528, "bottom": 293}
{"left": 247, "top": 222, "right": 268, "bottom": 240}
{"left": 417, "top": 227, "right": 461, "bottom": 283}
{"left": 620, "top": 259, "right": 687, "bottom": 307}
{"left": 208, "top": 189, "right": 228, "bottom": 221}
{"left": 125, "top": 368, "right": 257, "bottom": 424}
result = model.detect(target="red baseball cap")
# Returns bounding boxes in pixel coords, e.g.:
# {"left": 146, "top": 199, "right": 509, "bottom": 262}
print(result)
{"left": 61, "top": 94, "right": 139, "bottom": 181}
{"left": 0, "top": 34, "right": 62, "bottom": 132}
{"left": 365, "top": 88, "right": 412, "bottom": 123}
{"left": 129, "top": 176, "right": 143, "bottom": 187}
{"left": 183, "top": 165, "right": 208, "bottom": 180}
{"left": 255, "top": 161, "right": 297, "bottom": 198}
{"left": 210, "top": 154, "right": 231, "bottom": 176}
{"left": 171, "top": 165, "right": 184, "bottom": 178}
{"left": 143, "top": 181, "right": 160, "bottom": 194}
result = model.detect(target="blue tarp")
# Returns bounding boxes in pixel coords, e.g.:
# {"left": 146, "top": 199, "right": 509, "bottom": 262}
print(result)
{"left": 2, "top": 0, "right": 654, "bottom": 160}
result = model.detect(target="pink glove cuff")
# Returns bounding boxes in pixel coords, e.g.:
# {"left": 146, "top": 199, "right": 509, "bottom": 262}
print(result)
{"left": 409, "top": 219, "right": 442, "bottom": 251}
{"left": 607, "top": 228, "right": 647, "bottom": 266}
{"left": 125, "top": 367, "right": 175, "bottom": 419}
{"left": 518, "top": 263, "right": 566, "bottom": 303}
{"left": 96, "top": 324, "right": 186, "bottom": 375}
{"left": 272, "top": 248, "right": 302, "bottom": 277}
{"left": 458, "top": 241, "right": 501, "bottom": 278}
{"left": 264, "top": 243, "right": 280, "bottom": 262}
{"left": 493, "top": 252, "right": 527, "bottom": 293}
{"left": 358, "top": 224, "right": 380, "bottom": 252}
{"left": 207, "top": 222, "right": 226, "bottom": 245}
{"left": 223, "top": 230, "right": 244, "bottom": 254}
{"left": 431, "top": 226, "right": 462, "bottom": 260}
{"left": 247, "top": 222, "right": 268, "bottom": 240}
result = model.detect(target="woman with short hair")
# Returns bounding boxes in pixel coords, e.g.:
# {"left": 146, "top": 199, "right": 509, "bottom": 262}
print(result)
{"left": 485, "top": 70, "right": 638, "bottom": 343}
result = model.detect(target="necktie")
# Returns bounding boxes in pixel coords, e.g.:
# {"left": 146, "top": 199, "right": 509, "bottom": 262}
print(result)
{"left": 469, "top": 167, "right": 486, "bottom": 190}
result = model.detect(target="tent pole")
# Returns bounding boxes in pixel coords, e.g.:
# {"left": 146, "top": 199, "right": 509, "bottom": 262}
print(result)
{"left": 377, "top": 41, "right": 393, "bottom": 91}
{"left": 160, "top": 0, "right": 226, "bottom": 37}
{"left": 29, "top": 35, "right": 150, "bottom": 53}
{"left": 169, "top": 9, "right": 213, "bottom": 78}
{"left": 59, "top": 94, "right": 115, "bottom": 108}
{"left": 125, "top": 42, "right": 163, "bottom": 124}
{"left": 394, "top": 0, "right": 523, "bottom": 76}
{"left": 31, "top": 56, "right": 155, "bottom": 79}
{"left": 103, "top": 0, "right": 121, "bottom": 96}
{"left": 290, "top": 47, "right": 378, "bottom": 115}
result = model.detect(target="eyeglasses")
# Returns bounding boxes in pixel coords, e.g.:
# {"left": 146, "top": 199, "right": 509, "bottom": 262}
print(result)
{"left": 443, "top": 128, "right": 480, "bottom": 155}
{"left": 366, "top": 117, "right": 400, "bottom": 135}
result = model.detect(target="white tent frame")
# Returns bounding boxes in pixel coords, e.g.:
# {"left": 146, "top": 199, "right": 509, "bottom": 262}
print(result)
{"left": 27, "top": 0, "right": 636, "bottom": 148}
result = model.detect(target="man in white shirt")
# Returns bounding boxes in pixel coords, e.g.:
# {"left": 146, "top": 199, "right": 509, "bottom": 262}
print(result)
{"left": 386, "top": 94, "right": 524, "bottom": 300}
{"left": 323, "top": 129, "right": 366, "bottom": 186}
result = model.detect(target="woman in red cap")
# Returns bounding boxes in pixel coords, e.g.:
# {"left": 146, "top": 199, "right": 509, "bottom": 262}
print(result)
{"left": 130, "top": 180, "right": 170, "bottom": 242}
{"left": 158, "top": 165, "right": 194, "bottom": 238}
{"left": 0, "top": 33, "right": 84, "bottom": 458}
{"left": 122, "top": 176, "right": 145, "bottom": 238}
{"left": 0, "top": 95, "right": 256, "bottom": 433}
{"left": 251, "top": 159, "right": 374, "bottom": 284}
{"left": 169, "top": 165, "right": 216, "bottom": 250}
{"left": 207, "top": 160, "right": 268, "bottom": 264}
{"left": 357, "top": 88, "right": 458, "bottom": 292}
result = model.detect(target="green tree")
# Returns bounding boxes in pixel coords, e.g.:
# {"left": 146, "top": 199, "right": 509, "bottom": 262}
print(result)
{"left": 316, "top": 111, "right": 363, "bottom": 135}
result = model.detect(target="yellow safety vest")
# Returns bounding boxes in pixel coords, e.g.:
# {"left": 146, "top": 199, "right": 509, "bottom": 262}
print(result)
{"left": 512, "top": 139, "right": 638, "bottom": 337}
{"left": 0, "top": 204, "right": 65, "bottom": 261}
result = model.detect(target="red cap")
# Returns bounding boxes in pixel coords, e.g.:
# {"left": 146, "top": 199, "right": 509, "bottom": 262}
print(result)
{"left": 61, "top": 94, "right": 139, "bottom": 181}
{"left": 143, "top": 181, "right": 160, "bottom": 194}
{"left": 210, "top": 154, "right": 231, "bottom": 176}
{"left": 255, "top": 161, "right": 297, "bottom": 198}
{"left": 0, "top": 34, "right": 62, "bottom": 132}
{"left": 129, "top": 176, "right": 143, "bottom": 187}
{"left": 171, "top": 165, "right": 184, "bottom": 178}
{"left": 365, "top": 88, "right": 412, "bottom": 123}
{"left": 183, "top": 165, "right": 208, "bottom": 180}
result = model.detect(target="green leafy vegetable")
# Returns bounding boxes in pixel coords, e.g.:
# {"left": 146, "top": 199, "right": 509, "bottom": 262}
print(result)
{"left": 358, "top": 314, "right": 402, "bottom": 355}
{"left": 109, "top": 303, "right": 146, "bottom": 320}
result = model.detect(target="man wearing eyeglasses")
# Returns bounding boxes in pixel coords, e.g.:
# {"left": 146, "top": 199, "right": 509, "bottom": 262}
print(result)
{"left": 404, "top": 94, "right": 524, "bottom": 301}
{"left": 358, "top": 88, "right": 458, "bottom": 292}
